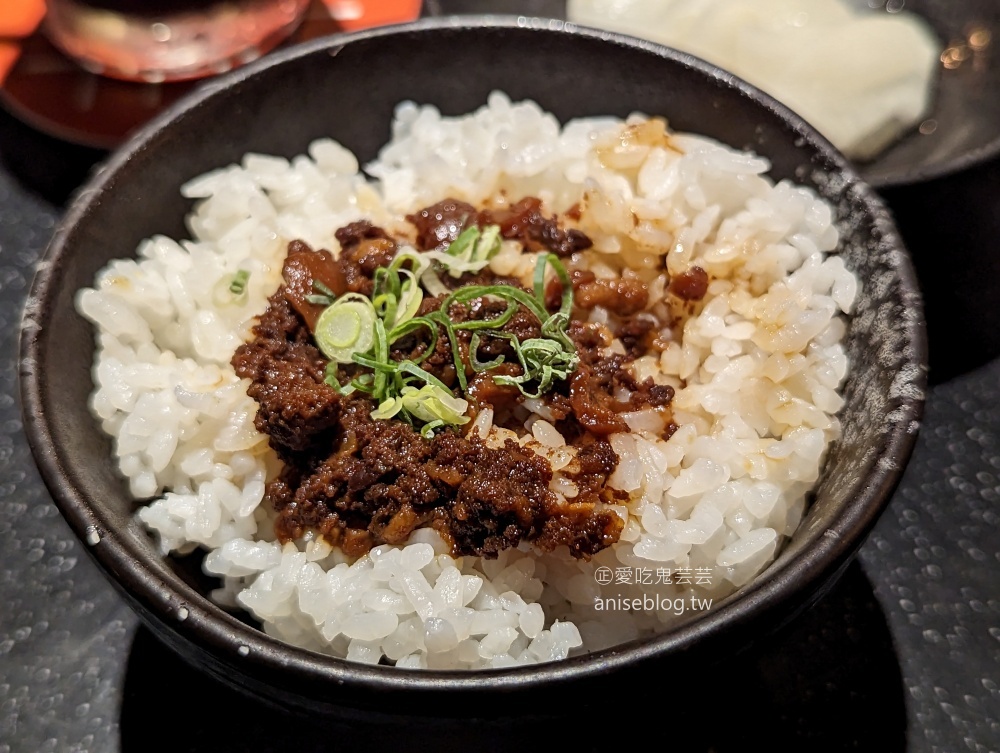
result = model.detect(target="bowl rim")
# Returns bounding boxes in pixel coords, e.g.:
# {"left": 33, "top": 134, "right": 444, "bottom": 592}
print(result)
{"left": 20, "top": 15, "right": 927, "bottom": 698}
{"left": 531, "top": 13, "right": 1000, "bottom": 190}
{"left": 866, "top": 129, "right": 1000, "bottom": 189}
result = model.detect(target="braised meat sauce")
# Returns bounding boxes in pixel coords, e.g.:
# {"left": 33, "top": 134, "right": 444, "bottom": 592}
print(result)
{"left": 409, "top": 197, "right": 593, "bottom": 257}
{"left": 233, "top": 197, "right": 689, "bottom": 560}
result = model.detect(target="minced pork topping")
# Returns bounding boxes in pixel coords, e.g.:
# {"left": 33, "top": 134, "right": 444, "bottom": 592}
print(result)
{"left": 232, "top": 197, "right": 692, "bottom": 560}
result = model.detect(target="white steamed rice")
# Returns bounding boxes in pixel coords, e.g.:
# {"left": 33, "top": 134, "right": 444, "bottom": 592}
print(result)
{"left": 77, "top": 92, "right": 857, "bottom": 669}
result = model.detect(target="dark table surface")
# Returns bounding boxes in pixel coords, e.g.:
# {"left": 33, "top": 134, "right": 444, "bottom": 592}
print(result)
{"left": 2, "top": 10, "right": 1000, "bottom": 753}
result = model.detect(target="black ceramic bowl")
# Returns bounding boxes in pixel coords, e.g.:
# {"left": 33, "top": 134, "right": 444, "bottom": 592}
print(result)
{"left": 862, "top": 0, "right": 1000, "bottom": 187}
{"left": 430, "top": 0, "right": 1000, "bottom": 188}
{"left": 20, "top": 18, "right": 926, "bottom": 716}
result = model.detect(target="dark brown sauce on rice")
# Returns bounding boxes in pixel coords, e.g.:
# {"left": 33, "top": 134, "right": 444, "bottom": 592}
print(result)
{"left": 233, "top": 197, "right": 690, "bottom": 560}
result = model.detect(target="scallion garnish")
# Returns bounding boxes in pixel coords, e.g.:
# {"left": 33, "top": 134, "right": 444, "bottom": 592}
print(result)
{"left": 229, "top": 269, "right": 251, "bottom": 295}
{"left": 424, "top": 223, "right": 504, "bottom": 278}
{"left": 313, "top": 279, "right": 337, "bottom": 298}
{"left": 306, "top": 279, "right": 336, "bottom": 307}
{"left": 372, "top": 384, "right": 470, "bottom": 436}
{"left": 394, "top": 271, "right": 423, "bottom": 327}
{"left": 212, "top": 268, "right": 252, "bottom": 306}
{"left": 421, "top": 253, "right": 578, "bottom": 397}
{"left": 316, "top": 221, "right": 578, "bottom": 435}
{"left": 314, "top": 293, "right": 376, "bottom": 364}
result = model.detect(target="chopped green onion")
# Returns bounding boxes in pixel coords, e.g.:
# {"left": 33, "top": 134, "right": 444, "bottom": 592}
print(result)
{"left": 397, "top": 360, "right": 452, "bottom": 393}
{"left": 319, "top": 229, "right": 578, "bottom": 436}
{"left": 372, "top": 292, "right": 397, "bottom": 327}
{"left": 371, "top": 318, "right": 389, "bottom": 400}
{"left": 469, "top": 332, "right": 505, "bottom": 373}
{"left": 397, "top": 384, "right": 469, "bottom": 428}
{"left": 324, "top": 362, "right": 339, "bottom": 386}
{"left": 313, "top": 279, "right": 337, "bottom": 297}
{"left": 473, "top": 224, "right": 501, "bottom": 264}
{"left": 371, "top": 396, "right": 405, "bottom": 420}
{"left": 387, "top": 317, "right": 439, "bottom": 365}
{"left": 351, "top": 353, "right": 399, "bottom": 373}
{"left": 348, "top": 373, "right": 376, "bottom": 395}
{"left": 421, "top": 267, "right": 449, "bottom": 297}
{"left": 429, "top": 311, "right": 468, "bottom": 391}
{"left": 427, "top": 223, "right": 504, "bottom": 278}
{"left": 388, "top": 249, "right": 431, "bottom": 279}
{"left": 229, "top": 269, "right": 250, "bottom": 295}
{"left": 306, "top": 279, "right": 336, "bottom": 307}
{"left": 446, "top": 225, "right": 479, "bottom": 260}
{"left": 392, "top": 271, "right": 424, "bottom": 328}
{"left": 541, "top": 252, "right": 574, "bottom": 319}
{"left": 443, "top": 282, "right": 548, "bottom": 323}
{"left": 456, "top": 254, "right": 579, "bottom": 397}
{"left": 491, "top": 334, "right": 578, "bottom": 398}
{"left": 453, "top": 299, "right": 518, "bottom": 332}
{"left": 315, "top": 294, "right": 376, "bottom": 364}
{"left": 420, "top": 420, "right": 446, "bottom": 439}
{"left": 333, "top": 381, "right": 357, "bottom": 396}
{"left": 212, "top": 268, "right": 252, "bottom": 306}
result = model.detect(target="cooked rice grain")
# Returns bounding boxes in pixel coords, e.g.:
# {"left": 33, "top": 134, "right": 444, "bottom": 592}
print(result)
{"left": 78, "top": 92, "right": 856, "bottom": 669}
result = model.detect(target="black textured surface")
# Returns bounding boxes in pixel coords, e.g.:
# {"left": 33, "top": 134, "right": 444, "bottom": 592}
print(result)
{"left": 1, "top": 36, "right": 998, "bottom": 753}
{"left": 0, "top": 113, "right": 131, "bottom": 752}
